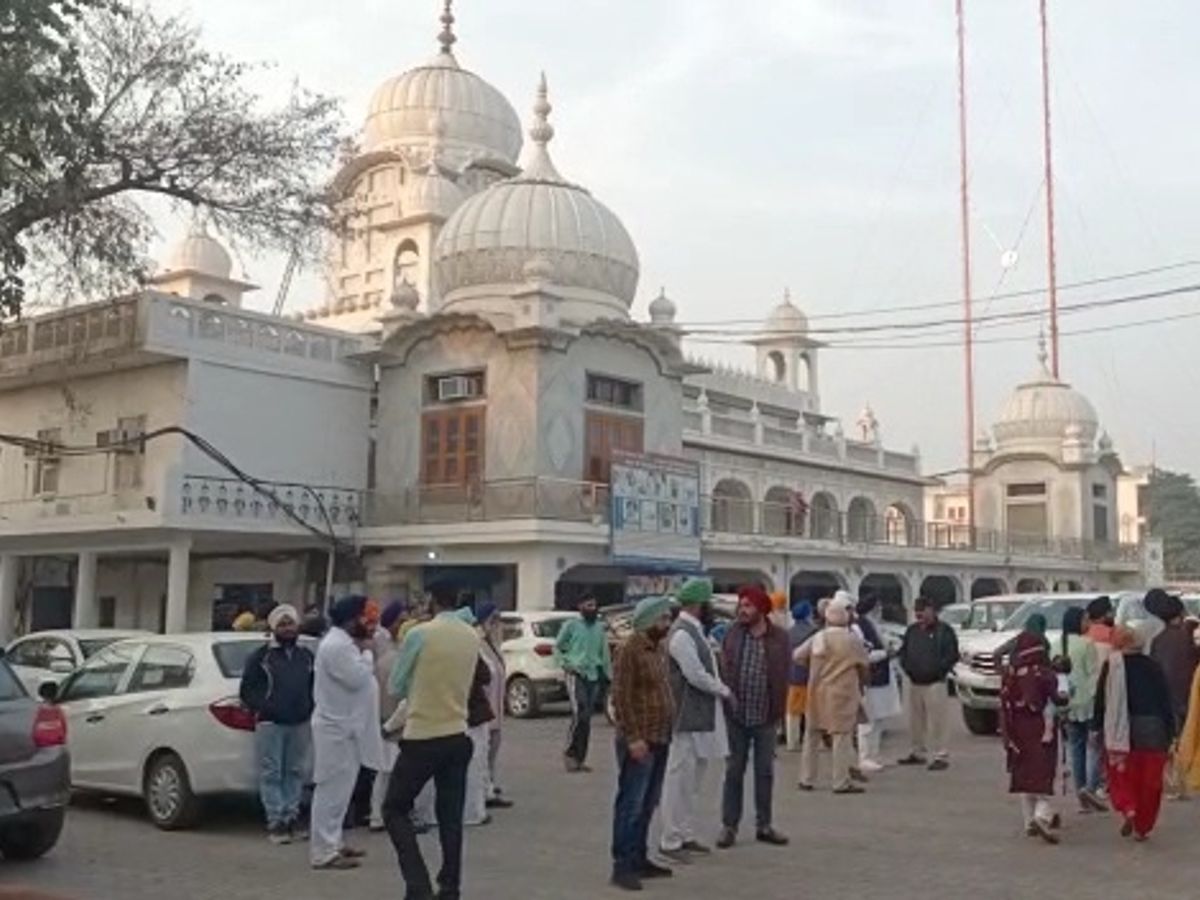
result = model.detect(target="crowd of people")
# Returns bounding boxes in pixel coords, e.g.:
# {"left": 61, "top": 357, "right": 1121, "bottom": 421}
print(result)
{"left": 228, "top": 581, "right": 1200, "bottom": 897}
{"left": 999, "top": 590, "right": 1200, "bottom": 844}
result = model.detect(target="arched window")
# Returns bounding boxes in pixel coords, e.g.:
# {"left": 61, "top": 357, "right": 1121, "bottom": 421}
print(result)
{"left": 809, "top": 491, "right": 838, "bottom": 540}
{"left": 766, "top": 351, "right": 787, "bottom": 384}
{"left": 393, "top": 239, "right": 419, "bottom": 291}
{"left": 885, "top": 502, "right": 916, "bottom": 546}
{"left": 846, "top": 496, "right": 878, "bottom": 543}
{"left": 711, "top": 479, "right": 753, "bottom": 534}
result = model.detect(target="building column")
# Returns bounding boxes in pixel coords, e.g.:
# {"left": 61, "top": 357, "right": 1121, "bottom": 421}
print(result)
{"left": 164, "top": 538, "right": 192, "bottom": 634}
{"left": 516, "top": 550, "right": 558, "bottom": 612}
{"left": 73, "top": 551, "right": 99, "bottom": 629}
{"left": 0, "top": 554, "right": 19, "bottom": 645}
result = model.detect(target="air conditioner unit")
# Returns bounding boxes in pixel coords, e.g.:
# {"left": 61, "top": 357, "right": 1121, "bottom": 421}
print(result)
{"left": 437, "top": 375, "right": 476, "bottom": 402}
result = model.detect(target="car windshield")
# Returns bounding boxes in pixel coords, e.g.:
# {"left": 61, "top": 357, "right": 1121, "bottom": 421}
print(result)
{"left": 78, "top": 637, "right": 124, "bottom": 659}
{"left": 1002, "top": 598, "right": 1085, "bottom": 632}
{"left": 212, "top": 639, "right": 268, "bottom": 678}
{"left": 941, "top": 605, "right": 971, "bottom": 627}
{"left": 0, "top": 660, "right": 26, "bottom": 701}
{"left": 531, "top": 618, "right": 573, "bottom": 639}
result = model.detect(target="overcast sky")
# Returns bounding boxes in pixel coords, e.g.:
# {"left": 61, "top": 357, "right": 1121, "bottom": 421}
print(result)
{"left": 153, "top": 0, "right": 1200, "bottom": 476}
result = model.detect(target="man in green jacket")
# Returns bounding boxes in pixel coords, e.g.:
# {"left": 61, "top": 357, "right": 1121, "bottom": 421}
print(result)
{"left": 555, "top": 595, "right": 613, "bottom": 772}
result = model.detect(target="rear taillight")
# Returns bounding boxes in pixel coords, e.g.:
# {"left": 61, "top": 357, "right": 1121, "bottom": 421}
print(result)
{"left": 209, "top": 698, "right": 257, "bottom": 731}
{"left": 533, "top": 643, "right": 554, "bottom": 657}
{"left": 33, "top": 704, "right": 67, "bottom": 747}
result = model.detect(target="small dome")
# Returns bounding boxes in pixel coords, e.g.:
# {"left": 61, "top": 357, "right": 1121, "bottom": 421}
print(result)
{"left": 362, "top": 4, "right": 520, "bottom": 163}
{"left": 405, "top": 164, "right": 465, "bottom": 219}
{"left": 649, "top": 287, "right": 676, "bottom": 324}
{"left": 432, "top": 75, "right": 639, "bottom": 314}
{"left": 166, "top": 221, "right": 232, "bottom": 279}
{"left": 764, "top": 289, "right": 807, "bottom": 335}
{"left": 992, "top": 342, "right": 1099, "bottom": 450}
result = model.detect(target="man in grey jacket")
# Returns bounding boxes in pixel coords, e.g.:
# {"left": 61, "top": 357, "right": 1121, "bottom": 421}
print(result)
{"left": 657, "top": 579, "right": 732, "bottom": 863}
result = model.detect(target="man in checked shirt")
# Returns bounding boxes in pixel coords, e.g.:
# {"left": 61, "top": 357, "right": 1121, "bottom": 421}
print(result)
{"left": 609, "top": 595, "right": 676, "bottom": 892}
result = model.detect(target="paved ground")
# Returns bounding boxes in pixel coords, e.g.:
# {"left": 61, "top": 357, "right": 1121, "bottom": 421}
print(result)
{"left": 3, "top": 706, "right": 1198, "bottom": 900}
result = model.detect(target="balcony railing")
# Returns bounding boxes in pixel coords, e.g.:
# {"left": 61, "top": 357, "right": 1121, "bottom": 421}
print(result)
{"left": 178, "top": 475, "right": 362, "bottom": 529}
{"left": 365, "top": 478, "right": 1140, "bottom": 565}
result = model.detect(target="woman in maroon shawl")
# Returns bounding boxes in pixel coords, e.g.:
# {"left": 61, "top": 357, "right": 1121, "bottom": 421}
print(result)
{"left": 1001, "top": 630, "right": 1067, "bottom": 844}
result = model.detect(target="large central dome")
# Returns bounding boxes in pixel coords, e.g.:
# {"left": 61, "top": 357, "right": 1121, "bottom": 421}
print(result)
{"left": 992, "top": 343, "right": 1099, "bottom": 450}
{"left": 362, "top": 3, "right": 521, "bottom": 165}
{"left": 431, "top": 76, "right": 640, "bottom": 320}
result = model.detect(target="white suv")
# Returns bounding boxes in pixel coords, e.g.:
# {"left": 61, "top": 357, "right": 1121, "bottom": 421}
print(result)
{"left": 499, "top": 611, "right": 579, "bottom": 719}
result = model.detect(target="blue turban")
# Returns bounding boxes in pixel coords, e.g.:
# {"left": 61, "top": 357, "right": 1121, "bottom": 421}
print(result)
{"left": 475, "top": 601, "right": 498, "bottom": 624}
{"left": 380, "top": 601, "right": 406, "bottom": 631}
{"left": 329, "top": 595, "right": 367, "bottom": 628}
{"left": 791, "top": 601, "right": 813, "bottom": 623}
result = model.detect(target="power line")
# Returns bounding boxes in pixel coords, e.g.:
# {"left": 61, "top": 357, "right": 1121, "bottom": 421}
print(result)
{"left": 682, "top": 281, "right": 1200, "bottom": 337}
{"left": 685, "top": 307, "right": 1200, "bottom": 352}
{"left": 667, "top": 258, "right": 1200, "bottom": 327}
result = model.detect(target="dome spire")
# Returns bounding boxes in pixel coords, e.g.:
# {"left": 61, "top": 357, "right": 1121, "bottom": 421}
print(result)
{"left": 437, "top": 0, "right": 457, "bottom": 56}
{"left": 521, "top": 72, "right": 565, "bottom": 183}
{"left": 1036, "top": 324, "right": 1052, "bottom": 377}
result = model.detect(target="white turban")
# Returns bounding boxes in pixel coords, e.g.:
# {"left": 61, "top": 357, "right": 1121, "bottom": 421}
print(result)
{"left": 267, "top": 603, "right": 299, "bottom": 631}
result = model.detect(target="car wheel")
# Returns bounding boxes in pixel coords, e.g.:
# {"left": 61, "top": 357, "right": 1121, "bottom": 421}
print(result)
{"left": 962, "top": 706, "right": 999, "bottom": 736}
{"left": 506, "top": 675, "right": 540, "bottom": 719}
{"left": 143, "top": 751, "right": 201, "bottom": 830}
{"left": 0, "top": 807, "right": 65, "bottom": 860}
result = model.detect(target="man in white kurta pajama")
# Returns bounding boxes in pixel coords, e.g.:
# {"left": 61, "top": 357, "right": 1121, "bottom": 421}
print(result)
{"left": 658, "top": 579, "right": 731, "bottom": 861}
{"left": 309, "top": 596, "right": 385, "bottom": 870}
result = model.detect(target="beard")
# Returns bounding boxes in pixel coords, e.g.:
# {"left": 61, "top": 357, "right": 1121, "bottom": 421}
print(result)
{"left": 581, "top": 608, "right": 599, "bottom": 623}
{"left": 647, "top": 624, "right": 669, "bottom": 643}
{"left": 698, "top": 602, "right": 716, "bottom": 630}
{"left": 348, "top": 619, "right": 372, "bottom": 640}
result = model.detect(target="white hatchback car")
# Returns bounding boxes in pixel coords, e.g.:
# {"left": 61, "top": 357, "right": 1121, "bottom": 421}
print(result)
{"left": 49, "top": 632, "right": 302, "bottom": 829}
{"left": 5, "top": 629, "right": 149, "bottom": 696}
{"left": 498, "top": 611, "right": 579, "bottom": 719}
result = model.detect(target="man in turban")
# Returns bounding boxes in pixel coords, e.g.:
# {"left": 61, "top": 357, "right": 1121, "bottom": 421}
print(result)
{"left": 658, "top": 579, "right": 732, "bottom": 863}
{"left": 609, "top": 596, "right": 675, "bottom": 891}
{"left": 239, "top": 603, "right": 315, "bottom": 844}
{"left": 717, "top": 585, "right": 791, "bottom": 849}
{"left": 308, "top": 595, "right": 385, "bottom": 870}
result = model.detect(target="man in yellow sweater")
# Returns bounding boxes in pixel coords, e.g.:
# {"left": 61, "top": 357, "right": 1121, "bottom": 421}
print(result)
{"left": 383, "top": 585, "right": 480, "bottom": 900}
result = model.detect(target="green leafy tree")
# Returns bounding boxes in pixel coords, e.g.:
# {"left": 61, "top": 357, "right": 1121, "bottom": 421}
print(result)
{"left": 1146, "top": 468, "right": 1200, "bottom": 576}
{"left": 1, "top": 0, "right": 344, "bottom": 316}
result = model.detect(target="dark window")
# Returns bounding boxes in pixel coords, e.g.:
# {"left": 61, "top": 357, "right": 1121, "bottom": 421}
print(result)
{"left": 78, "top": 636, "right": 122, "bottom": 659}
{"left": 1092, "top": 484, "right": 1108, "bottom": 499}
{"left": 586, "top": 374, "right": 642, "bottom": 411}
{"left": 212, "top": 639, "right": 271, "bottom": 678}
{"left": 422, "top": 408, "right": 485, "bottom": 486}
{"left": 530, "top": 617, "right": 574, "bottom": 639}
{"left": 1093, "top": 504, "right": 1110, "bottom": 542}
{"left": 60, "top": 643, "right": 140, "bottom": 701}
{"left": 584, "top": 411, "right": 644, "bottom": 483}
{"left": 1006, "top": 482, "right": 1046, "bottom": 498}
{"left": 128, "top": 646, "right": 195, "bottom": 692}
{"left": 0, "top": 661, "right": 25, "bottom": 701}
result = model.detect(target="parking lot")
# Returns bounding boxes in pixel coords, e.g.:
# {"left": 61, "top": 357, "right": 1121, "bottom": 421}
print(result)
{"left": 3, "top": 710, "right": 1198, "bottom": 900}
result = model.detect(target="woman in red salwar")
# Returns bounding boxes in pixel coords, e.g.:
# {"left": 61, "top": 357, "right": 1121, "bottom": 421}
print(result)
{"left": 1094, "top": 621, "right": 1177, "bottom": 841}
{"left": 1000, "top": 630, "right": 1066, "bottom": 844}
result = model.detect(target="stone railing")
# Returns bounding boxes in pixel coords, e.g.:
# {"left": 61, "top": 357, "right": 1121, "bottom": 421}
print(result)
{"left": 0, "top": 297, "right": 139, "bottom": 377}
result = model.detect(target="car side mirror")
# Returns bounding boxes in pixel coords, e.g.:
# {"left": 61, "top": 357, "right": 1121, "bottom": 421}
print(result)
{"left": 38, "top": 681, "right": 60, "bottom": 703}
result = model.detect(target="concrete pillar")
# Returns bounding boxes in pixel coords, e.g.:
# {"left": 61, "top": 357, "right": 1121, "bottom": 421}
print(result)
{"left": 0, "top": 554, "right": 19, "bottom": 645}
{"left": 516, "top": 550, "right": 557, "bottom": 612}
{"left": 73, "top": 551, "right": 99, "bottom": 629}
{"left": 164, "top": 538, "right": 192, "bottom": 634}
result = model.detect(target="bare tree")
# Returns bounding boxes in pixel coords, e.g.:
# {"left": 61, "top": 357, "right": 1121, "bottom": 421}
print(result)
{"left": 1, "top": 0, "right": 345, "bottom": 315}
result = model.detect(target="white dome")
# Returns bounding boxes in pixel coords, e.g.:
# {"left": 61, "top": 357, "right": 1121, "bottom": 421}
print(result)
{"left": 649, "top": 287, "right": 677, "bottom": 324}
{"left": 363, "top": 8, "right": 520, "bottom": 164}
{"left": 405, "top": 164, "right": 465, "bottom": 219}
{"left": 992, "top": 348, "right": 1099, "bottom": 450}
{"left": 432, "top": 76, "right": 639, "bottom": 313}
{"left": 166, "top": 223, "right": 232, "bottom": 279}
{"left": 764, "top": 290, "right": 807, "bottom": 335}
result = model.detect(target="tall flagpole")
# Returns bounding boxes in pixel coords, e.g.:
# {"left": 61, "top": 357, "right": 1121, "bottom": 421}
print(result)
{"left": 1039, "top": 0, "right": 1061, "bottom": 377}
{"left": 956, "top": 0, "right": 976, "bottom": 542}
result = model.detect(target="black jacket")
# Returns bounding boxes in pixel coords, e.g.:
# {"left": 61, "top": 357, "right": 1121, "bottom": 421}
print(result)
{"left": 239, "top": 642, "right": 315, "bottom": 725}
{"left": 858, "top": 617, "right": 891, "bottom": 688}
{"left": 899, "top": 621, "right": 959, "bottom": 686}
{"left": 1093, "top": 654, "right": 1177, "bottom": 752}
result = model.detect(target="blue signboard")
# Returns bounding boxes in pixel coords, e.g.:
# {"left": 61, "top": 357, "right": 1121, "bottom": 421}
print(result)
{"left": 610, "top": 451, "right": 703, "bottom": 571}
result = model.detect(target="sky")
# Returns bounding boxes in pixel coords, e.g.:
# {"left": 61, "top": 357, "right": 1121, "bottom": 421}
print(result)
{"left": 150, "top": 0, "right": 1200, "bottom": 476}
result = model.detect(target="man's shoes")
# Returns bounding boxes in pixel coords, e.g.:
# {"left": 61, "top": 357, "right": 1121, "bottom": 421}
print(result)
{"left": 339, "top": 846, "right": 366, "bottom": 859}
{"left": 849, "top": 767, "right": 870, "bottom": 783}
{"left": 638, "top": 861, "right": 673, "bottom": 879}
{"left": 312, "top": 855, "right": 359, "bottom": 871}
{"left": 486, "top": 797, "right": 514, "bottom": 809}
{"left": 897, "top": 754, "right": 926, "bottom": 766}
{"left": 564, "top": 755, "right": 581, "bottom": 773}
{"left": 466, "top": 814, "right": 493, "bottom": 827}
{"left": 796, "top": 782, "right": 814, "bottom": 792}
{"left": 715, "top": 827, "right": 736, "bottom": 849}
{"left": 755, "top": 827, "right": 789, "bottom": 846}
{"left": 859, "top": 758, "right": 885, "bottom": 773}
{"left": 927, "top": 758, "right": 950, "bottom": 772}
{"left": 657, "top": 846, "right": 692, "bottom": 865}
{"left": 267, "top": 824, "right": 291, "bottom": 845}
{"left": 833, "top": 784, "right": 866, "bottom": 795}
{"left": 1120, "top": 817, "right": 1135, "bottom": 838}
{"left": 610, "top": 871, "right": 643, "bottom": 892}
{"left": 289, "top": 819, "right": 309, "bottom": 841}
{"left": 681, "top": 840, "right": 711, "bottom": 855}
{"left": 1079, "top": 789, "right": 1109, "bottom": 813}
{"left": 1031, "top": 819, "right": 1060, "bottom": 845}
